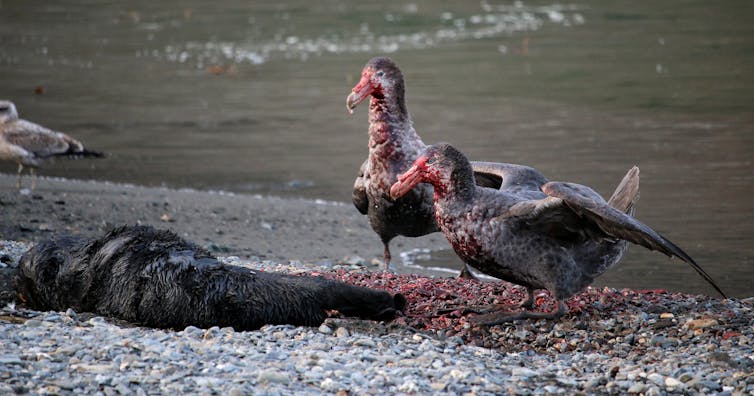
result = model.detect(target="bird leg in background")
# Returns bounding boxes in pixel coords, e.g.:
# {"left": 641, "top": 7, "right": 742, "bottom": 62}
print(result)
{"left": 471, "top": 300, "right": 567, "bottom": 325}
{"left": 16, "top": 163, "right": 24, "bottom": 189}
{"left": 30, "top": 168, "right": 37, "bottom": 190}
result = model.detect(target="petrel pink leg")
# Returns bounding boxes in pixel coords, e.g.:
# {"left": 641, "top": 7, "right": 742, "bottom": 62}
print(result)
{"left": 383, "top": 242, "right": 392, "bottom": 270}
{"left": 458, "top": 263, "right": 478, "bottom": 280}
{"left": 519, "top": 287, "right": 535, "bottom": 310}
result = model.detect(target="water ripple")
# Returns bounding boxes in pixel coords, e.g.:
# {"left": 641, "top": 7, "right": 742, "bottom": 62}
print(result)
{"left": 151, "top": 2, "right": 585, "bottom": 68}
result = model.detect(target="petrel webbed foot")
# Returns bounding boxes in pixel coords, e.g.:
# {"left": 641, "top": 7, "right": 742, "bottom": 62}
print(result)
{"left": 470, "top": 300, "right": 567, "bottom": 325}
{"left": 382, "top": 241, "right": 392, "bottom": 271}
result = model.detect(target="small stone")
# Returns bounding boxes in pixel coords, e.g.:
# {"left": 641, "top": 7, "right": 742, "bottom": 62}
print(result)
{"left": 686, "top": 318, "right": 718, "bottom": 330}
{"left": 543, "top": 385, "right": 561, "bottom": 393}
{"left": 257, "top": 370, "right": 290, "bottom": 385}
{"left": 49, "top": 380, "right": 75, "bottom": 390}
{"left": 203, "top": 326, "right": 221, "bottom": 340}
{"left": 647, "top": 373, "right": 664, "bottom": 386}
{"left": 320, "top": 378, "right": 337, "bottom": 391}
{"left": 650, "top": 318, "right": 674, "bottom": 330}
{"left": 343, "top": 256, "right": 365, "bottom": 266}
{"left": 0, "top": 355, "right": 23, "bottom": 365}
{"left": 41, "top": 386, "right": 62, "bottom": 394}
{"left": 88, "top": 316, "right": 108, "bottom": 326}
{"left": 65, "top": 308, "right": 78, "bottom": 320}
{"left": 353, "top": 338, "right": 375, "bottom": 348}
{"left": 679, "top": 372, "right": 695, "bottom": 383}
{"left": 627, "top": 382, "right": 647, "bottom": 394}
{"left": 335, "top": 327, "right": 349, "bottom": 338}
{"left": 182, "top": 326, "right": 203, "bottom": 337}
{"left": 430, "top": 382, "right": 447, "bottom": 391}
{"left": 659, "top": 312, "right": 674, "bottom": 319}
{"left": 665, "top": 377, "right": 682, "bottom": 388}
{"left": 24, "top": 319, "right": 43, "bottom": 327}
{"left": 398, "top": 380, "right": 418, "bottom": 393}
{"left": 159, "top": 213, "right": 175, "bottom": 222}
{"left": 584, "top": 376, "right": 606, "bottom": 389}
{"left": 43, "top": 313, "right": 61, "bottom": 322}
{"left": 708, "top": 352, "right": 731, "bottom": 363}
{"left": 349, "top": 371, "right": 366, "bottom": 386}
{"left": 75, "top": 364, "right": 112, "bottom": 373}
{"left": 450, "top": 369, "right": 468, "bottom": 380}
{"left": 511, "top": 367, "right": 538, "bottom": 378}
{"left": 318, "top": 324, "right": 332, "bottom": 334}
{"left": 645, "top": 385, "right": 662, "bottom": 396}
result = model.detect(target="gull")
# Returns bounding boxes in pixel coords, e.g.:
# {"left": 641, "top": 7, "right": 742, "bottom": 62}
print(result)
{"left": 0, "top": 100, "right": 103, "bottom": 189}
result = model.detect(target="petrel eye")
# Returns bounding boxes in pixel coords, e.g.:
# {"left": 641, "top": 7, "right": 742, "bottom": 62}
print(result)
{"left": 376, "top": 71, "right": 385, "bottom": 77}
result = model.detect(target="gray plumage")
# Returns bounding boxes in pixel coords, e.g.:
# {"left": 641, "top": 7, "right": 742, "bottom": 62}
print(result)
{"left": 391, "top": 143, "right": 726, "bottom": 323}
{"left": 0, "top": 100, "right": 103, "bottom": 189}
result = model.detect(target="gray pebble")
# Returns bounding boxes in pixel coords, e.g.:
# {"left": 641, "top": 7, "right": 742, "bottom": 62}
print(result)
{"left": 0, "top": 354, "right": 23, "bottom": 365}
{"left": 0, "top": 240, "right": 749, "bottom": 395}
{"left": 627, "top": 382, "right": 647, "bottom": 393}
{"left": 511, "top": 367, "right": 538, "bottom": 378}
{"left": 24, "top": 319, "right": 43, "bottom": 327}
{"left": 647, "top": 373, "right": 665, "bottom": 386}
{"left": 257, "top": 369, "right": 290, "bottom": 385}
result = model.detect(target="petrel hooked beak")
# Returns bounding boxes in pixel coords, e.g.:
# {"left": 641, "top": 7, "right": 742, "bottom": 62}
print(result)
{"left": 346, "top": 73, "right": 374, "bottom": 114}
{"left": 390, "top": 156, "right": 428, "bottom": 200}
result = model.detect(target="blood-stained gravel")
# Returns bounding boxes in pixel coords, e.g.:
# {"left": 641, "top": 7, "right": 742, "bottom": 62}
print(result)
{"left": 2, "top": 242, "right": 753, "bottom": 394}
{"left": 323, "top": 269, "right": 752, "bottom": 354}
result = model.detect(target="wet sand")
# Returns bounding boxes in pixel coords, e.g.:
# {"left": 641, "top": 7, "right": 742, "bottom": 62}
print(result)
{"left": 0, "top": 173, "right": 449, "bottom": 264}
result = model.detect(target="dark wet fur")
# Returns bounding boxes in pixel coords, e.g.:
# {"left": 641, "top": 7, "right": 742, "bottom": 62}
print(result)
{"left": 15, "top": 225, "right": 406, "bottom": 330}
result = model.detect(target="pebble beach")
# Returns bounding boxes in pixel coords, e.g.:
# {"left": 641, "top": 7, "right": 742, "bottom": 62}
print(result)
{"left": 1, "top": 176, "right": 753, "bottom": 395}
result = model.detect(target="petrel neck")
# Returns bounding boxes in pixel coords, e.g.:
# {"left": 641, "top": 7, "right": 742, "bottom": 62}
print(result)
{"left": 368, "top": 93, "right": 408, "bottom": 123}
{"left": 367, "top": 94, "right": 414, "bottom": 147}
{"left": 433, "top": 162, "right": 477, "bottom": 204}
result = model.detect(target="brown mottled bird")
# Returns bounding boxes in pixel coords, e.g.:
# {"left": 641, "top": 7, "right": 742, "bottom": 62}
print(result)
{"left": 0, "top": 100, "right": 103, "bottom": 189}
{"left": 391, "top": 143, "right": 726, "bottom": 323}
{"left": 346, "top": 57, "right": 507, "bottom": 277}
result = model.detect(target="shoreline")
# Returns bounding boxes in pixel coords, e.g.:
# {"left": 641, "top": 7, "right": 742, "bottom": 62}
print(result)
{"left": 1, "top": 174, "right": 753, "bottom": 394}
{"left": 0, "top": 173, "right": 449, "bottom": 264}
